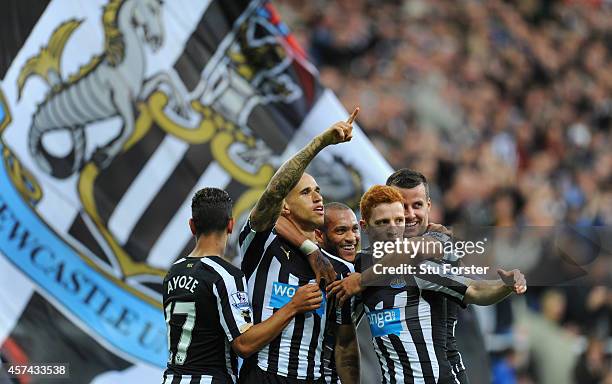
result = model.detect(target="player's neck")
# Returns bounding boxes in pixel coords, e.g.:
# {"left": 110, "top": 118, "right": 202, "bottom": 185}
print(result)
{"left": 288, "top": 217, "right": 317, "bottom": 241}
{"left": 189, "top": 232, "right": 227, "bottom": 258}
{"left": 296, "top": 226, "right": 316, "bottom": 242}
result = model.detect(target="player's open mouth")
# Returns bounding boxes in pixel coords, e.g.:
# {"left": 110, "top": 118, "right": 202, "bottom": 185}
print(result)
{"left": 313, "top": 206, "right": 324, "bottom": 215}
{"left": 405, "top": 221, "right": 418, "bottom": 228}
{"left": 341, "top": 245, "right": 355, "bottom": 251}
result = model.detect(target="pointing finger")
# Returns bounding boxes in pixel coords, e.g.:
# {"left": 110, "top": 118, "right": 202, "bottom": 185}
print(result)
{"left": 347, "top": 107, "right": 359, "bottom": 124}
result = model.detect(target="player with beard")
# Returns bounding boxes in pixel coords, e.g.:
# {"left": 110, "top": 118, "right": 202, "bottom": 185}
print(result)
{"left": 328, "top": 184, "right": 527, "bottom": 383}
{"left": 386, "top": 168, "right": 470, "bottom": 383}
{"left": 275, "top": 202, "right": 362, "bottom": 384}
{"left": 238, "top": 109, "right": 360, "bottom": 383}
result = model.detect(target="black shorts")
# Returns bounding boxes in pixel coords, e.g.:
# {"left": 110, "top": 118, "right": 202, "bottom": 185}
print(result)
{"left": 238, "top": 363, "right": 324, "bottom": 384}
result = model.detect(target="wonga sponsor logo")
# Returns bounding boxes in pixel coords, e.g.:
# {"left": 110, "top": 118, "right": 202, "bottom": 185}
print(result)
{"left": 269, "top": 282, "right": 325, "bottom": 316}
{"left": 269, "top": 282, "right": 298, "bottom": 308}
{"left": 367, "top": 308, "right": 402, "bottom": 337}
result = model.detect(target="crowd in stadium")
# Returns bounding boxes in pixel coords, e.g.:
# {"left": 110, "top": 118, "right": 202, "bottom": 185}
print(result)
{"left": 278, "top": 0, "right": 612, "bottom": 383}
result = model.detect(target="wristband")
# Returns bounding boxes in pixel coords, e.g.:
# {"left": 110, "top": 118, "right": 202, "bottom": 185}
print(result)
{"left": 299, "top": 239, "right": 319, "bottom": 255}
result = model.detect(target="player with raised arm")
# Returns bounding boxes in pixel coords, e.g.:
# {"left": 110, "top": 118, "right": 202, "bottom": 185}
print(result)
{"left": 275, "top": 206, "right": 361, "bottom": 384}
{"left": 238, "top": 109, "right": 361, "bottom": 383}
{"left": 162, "top": 188, "right": 323, "bottom": 384}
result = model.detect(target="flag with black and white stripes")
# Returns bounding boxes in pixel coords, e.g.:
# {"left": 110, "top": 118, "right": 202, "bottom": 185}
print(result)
{"left": 0, "top": 0, "right": 390, "bottom": 382}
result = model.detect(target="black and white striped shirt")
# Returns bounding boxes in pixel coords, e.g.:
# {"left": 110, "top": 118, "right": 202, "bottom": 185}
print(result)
{"left": 162, "top": 256, "right": 253, "bottom": 384}
{"left": 238, "top": 221, "right": 352, "bottom": 381}
{"left": 356, "top": 252, "right": 469, "bottom": 384}
{"left": 442, "top": 256, "right": 468, "bottom": 381}
{"left": 319, "top": 250, "right": 354, "bottom": 384}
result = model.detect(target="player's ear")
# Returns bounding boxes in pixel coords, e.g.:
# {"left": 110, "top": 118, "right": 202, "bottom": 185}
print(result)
{"left": 427, "top": 197, "right": 432, "bottom": 211}
{"left": 281, "top": 199, "right": 290, "bottom": 217}
{"left": 359, "top": 219, "right": 367, "bottom": 230}
{"left": 227, "top": 218, "right": 235, "bottom": 234}
{"left": 314, "top": 228, "right": 324, "bottom": 245}
{"left": 189, "top": 218, "right": 196, "bottom": 235}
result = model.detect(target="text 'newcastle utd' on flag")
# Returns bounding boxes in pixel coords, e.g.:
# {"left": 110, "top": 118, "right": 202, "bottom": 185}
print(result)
{"left": 0, "top": 0, "right": 391, "bottom": 382}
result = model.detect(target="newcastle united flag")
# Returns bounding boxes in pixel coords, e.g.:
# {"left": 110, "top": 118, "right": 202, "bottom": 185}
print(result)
{"left": 0, "top": 0, "right": 391, "bottom": 382}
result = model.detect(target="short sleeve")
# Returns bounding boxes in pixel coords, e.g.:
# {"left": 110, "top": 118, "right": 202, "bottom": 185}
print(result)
{"left": 239, "top": 219, "right": 274, "bottom": 279}
{"left": 337, "top": 263, "right": 355, "bottom": 325}
{"left": 212, "top": 274, "right": 253, "bottom": 343}
{"left": 320, "top": 249, "right": 356, "bottom": 326}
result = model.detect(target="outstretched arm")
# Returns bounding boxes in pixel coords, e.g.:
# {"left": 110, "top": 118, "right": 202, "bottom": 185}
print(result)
{"left": 410, "top": 261, "right": 526, "bottom": 307}
{"left": 329, "top": 262, "right": 526, "bottom": 308}
{"left": 249, "top": 108, "right": 359, "bottom": 232}
{"left": 464, "top": 269, "right": 527, "bottom": 306}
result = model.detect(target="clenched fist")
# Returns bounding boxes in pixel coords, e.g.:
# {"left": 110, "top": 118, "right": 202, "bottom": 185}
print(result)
{"left": 288, "top": 283, "right": 323, "bottom": 314}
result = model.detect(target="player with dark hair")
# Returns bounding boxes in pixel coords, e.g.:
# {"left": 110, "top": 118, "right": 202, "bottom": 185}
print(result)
{"left": 162, "top": 187, "right": 323, "bottom": 384}
{"left": 315, "top": 202, "right": 360, "bottom": 263}
{"left": 275, "top": 201, "right": 362, "bottom": 384}
{"left": 238, "top": 109, "right": 361, "bottom": 383}
{"left": 385, "top": 169, "right": 430, "bottom": 237}
{"left": 386, "top": 168, "right": 471, "bottom": 382}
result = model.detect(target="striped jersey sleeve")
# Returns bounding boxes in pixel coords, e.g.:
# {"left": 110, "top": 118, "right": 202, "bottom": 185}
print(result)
{"left": 239, "top": 219, "right": 274, "bottom": 279}
{"left": 414, "top": 260, "right": 469, "bottom": 307}
{"left": 321, "top": 249, "right": 354, "bottom": 325}
{"left": 203, "top": 258, "right": 253, "bottom": 343}
{"left": 336, "top": 266, "right": 354, "bottom": 326}
{"left": 352, "top": 252, "right": 367, "bottom": 326}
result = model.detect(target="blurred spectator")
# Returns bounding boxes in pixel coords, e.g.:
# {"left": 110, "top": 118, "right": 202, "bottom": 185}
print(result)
{"left": 573, "top": 337, "right": 610, "bottom": 384}
{"left": 277, "top": 0, "right": 612, "bottom": 229}
{"left": 492, "top": 348, "right": 518, "bottom": 384}
{"left": 519, "top": 290, "right": 578, "bottom": 384}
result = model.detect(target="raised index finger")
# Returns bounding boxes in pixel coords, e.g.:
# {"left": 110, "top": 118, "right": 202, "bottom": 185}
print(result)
{"left": 347, "top": 107, "right": 359, "bottom": 124}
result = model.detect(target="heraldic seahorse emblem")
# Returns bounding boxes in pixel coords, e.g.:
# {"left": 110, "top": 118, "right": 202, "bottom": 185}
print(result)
{"left": 17, "top": 0, "right": 187, "bottom": 179}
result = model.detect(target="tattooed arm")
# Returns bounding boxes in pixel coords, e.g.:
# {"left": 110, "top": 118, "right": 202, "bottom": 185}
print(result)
{"left": 249, "top": 108, "right": 359, "bottom": 232}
